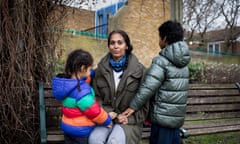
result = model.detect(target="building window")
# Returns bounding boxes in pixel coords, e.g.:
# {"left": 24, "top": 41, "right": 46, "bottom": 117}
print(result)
{"left": 209, "top": 44, "right": 213, "bottom": 53}
{"left": 106, "top": 13, "right": 111, "bottom": 34}
{"left": 208, "top": 42, "right": 221, "bottom": 55}
{"left": 215, "top": 44, "right": 220, "bottom": 54}
{"left": 98, "top": 14, "right": 103, "bottom": 34}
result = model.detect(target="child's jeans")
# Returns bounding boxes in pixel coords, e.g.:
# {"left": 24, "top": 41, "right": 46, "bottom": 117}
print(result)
{"left": 150, "top": 124, "right": 181, "bottom": 144}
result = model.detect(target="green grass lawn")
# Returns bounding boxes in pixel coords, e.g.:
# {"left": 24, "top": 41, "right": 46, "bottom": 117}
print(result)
{"left": 139, "top": 131, "right": 240, "bottom": 144}
{"left": 140, "top": 139, "right": 148, "bottom": 144}
{"left": 182, "top": 131, "right": 240, "bottom": 144}
{"left": 58, "top": 34, "right": 108, "bottom": 66}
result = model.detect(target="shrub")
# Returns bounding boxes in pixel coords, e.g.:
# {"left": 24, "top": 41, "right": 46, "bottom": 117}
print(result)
{"left": 189, "top": 62, "right": 240, "bottom": 84}
{"left": 53, "top": 58, "right": 65, "bottom": 76}
{"left": 188, "top": 62, "right": 206, "bottom": 83}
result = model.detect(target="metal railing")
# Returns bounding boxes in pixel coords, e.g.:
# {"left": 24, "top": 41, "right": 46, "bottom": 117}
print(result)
{"left": 48, "top": 25, "right": 108, "bottom": 39}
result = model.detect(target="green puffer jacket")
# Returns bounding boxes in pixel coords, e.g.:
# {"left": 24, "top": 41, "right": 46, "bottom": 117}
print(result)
{"left": 92, "top": 53, "right": 149, "bottom": 144}
{"left": 130, "top": 41, "right": 191, "bottom": 128}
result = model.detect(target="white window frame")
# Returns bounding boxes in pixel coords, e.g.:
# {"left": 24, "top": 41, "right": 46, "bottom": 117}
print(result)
{"left": 207, "top": 41, "right": 222, "bottom": 55}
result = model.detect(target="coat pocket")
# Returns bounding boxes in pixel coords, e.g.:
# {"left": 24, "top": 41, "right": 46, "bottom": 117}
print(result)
{"left": 96, "top": 79, "right": 111, "bottom": 104}
{"left": 126, "top": 77, "right": 141, "bottom": 92}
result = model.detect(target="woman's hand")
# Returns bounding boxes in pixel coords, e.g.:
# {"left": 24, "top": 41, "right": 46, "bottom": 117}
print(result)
{"left": 116, "top": 108, "right": 135, "bottom": 124}
{"left": 121, "top": 108, "right": 135, "bottom": 117}
{"left": 117, "top": 114, "right": 128, "bottom": 124}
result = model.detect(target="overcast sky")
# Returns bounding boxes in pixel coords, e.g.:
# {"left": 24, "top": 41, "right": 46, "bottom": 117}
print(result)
{"left": 69, "top": 0, "right": 126, "bottom": 11}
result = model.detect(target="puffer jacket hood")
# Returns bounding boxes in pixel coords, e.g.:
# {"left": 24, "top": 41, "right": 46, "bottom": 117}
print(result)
{"left": 160, "top": 41, "right": 190, "bottom": 68}
{"left": 52, "top": 77, "right": 78, "bottom": 100}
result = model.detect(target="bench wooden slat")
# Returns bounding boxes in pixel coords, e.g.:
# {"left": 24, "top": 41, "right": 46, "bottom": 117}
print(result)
{"left": 186, "top": 124, "right": 240, "bottom": 136}
{"left": 46, "top": 118, "right": 61, "bottom": 127}
{"left": 183, "top": 119, "right": 240, "bottom": 129}
{"left": 187, "top": 96, "right": 240, "bottom": 104}
{"left": 45, "top": 99, "right": 62, "bottom": 107}
{"left": 141, "top": 132, "right": 150, "bottom": 139}
{"left": 47, "top": 130, "right": 63, "bottom": 135}
{"left": 189, "top": 84, "right": 236, "bottom": 89}
{"left": 46, "top": 109, "right": 62, "bottom": 116}
{"left": 188, "top": 89, "right": 239, "bottom": 96}
{"left": 185, "top": 111, "right": 240, "bottom": 120}
{"left": 47, "top": 135, "right": 64, "bottom": 142}
{"left": 186, "top": 103, "right": 240, "bottom": 112}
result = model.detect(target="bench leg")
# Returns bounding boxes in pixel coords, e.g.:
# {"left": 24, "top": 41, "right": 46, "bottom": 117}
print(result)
{"left": 39, "top": 82, "right": 47, "bottom": 144}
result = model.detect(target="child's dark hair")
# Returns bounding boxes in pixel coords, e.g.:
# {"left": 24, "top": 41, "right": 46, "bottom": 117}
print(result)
{"left": 158, "top": 20, "right": 184, "bottom": 45}
{"left": 65, "top": 49, "right": 93, "bottom": 90}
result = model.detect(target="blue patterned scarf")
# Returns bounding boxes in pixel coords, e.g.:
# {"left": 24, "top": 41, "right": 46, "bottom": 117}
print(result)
{"left": 109, "top": 54, "right": 126, "bottom": 72}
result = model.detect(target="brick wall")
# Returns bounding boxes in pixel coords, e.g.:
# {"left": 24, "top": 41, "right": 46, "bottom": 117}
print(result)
{"left": 109, "top": 0, "right": 171, "bottom": 66}
{"left": 53, "top": 1, "right": 172, "bottom": 67}
{"left": 50, "top": 6, "right": 95, "bottom": 31}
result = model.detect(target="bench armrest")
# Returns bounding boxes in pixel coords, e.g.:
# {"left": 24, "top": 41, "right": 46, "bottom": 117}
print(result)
{"left": 235, "top": 82, "right": 240, "bottom": 90}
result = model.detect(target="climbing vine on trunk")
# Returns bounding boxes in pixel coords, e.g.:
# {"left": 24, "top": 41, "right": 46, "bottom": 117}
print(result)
{"left": 0, "top": 1, "right": 69, "bottom": 143}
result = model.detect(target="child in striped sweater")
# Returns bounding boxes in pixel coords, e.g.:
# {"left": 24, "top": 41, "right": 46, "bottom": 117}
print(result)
{"left": 52, "top": 49, "right": 116, "bottom": 144}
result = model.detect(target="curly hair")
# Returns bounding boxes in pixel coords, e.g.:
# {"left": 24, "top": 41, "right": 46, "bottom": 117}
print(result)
{"left": 158, "top": 20, "right": 184, "bottom": 45}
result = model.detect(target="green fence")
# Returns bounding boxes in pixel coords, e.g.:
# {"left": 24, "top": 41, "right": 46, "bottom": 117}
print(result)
{"left": 48, "top": 27, "right": 108, "bottom": 39}
{"left": 194, "top": 47, "right": 240, "bottom": 56}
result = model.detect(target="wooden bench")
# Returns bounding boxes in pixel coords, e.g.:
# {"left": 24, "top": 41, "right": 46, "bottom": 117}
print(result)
{"left": 39, "top": 82, "right": 155, "bottom": 143}
{"left": 39, "top": 82, "right": 240, "bottom": 143}
{"left": 182, "top": 83, "right": 240, "bottom": 137}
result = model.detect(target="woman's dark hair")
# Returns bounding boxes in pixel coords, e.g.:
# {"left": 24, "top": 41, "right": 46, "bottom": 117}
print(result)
{"left": 107, "top": 30, "right": 133, "bottom": 54}
{"left": 64, "top": 49, "right": 93, "bottom": 90}
{"left": 107, "top": 30, "right": 133, "bottom": 71}
{"left": 158, "top": 20, "right": 184, "bottom": 45}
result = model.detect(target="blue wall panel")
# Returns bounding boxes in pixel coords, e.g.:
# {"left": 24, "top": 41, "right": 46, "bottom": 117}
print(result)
{"left": 95, "top": 1, "right": 126, "bottom": 35}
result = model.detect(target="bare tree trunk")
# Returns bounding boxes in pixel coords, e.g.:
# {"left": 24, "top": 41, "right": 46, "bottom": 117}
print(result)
{"left": 0, "top": 0, "right": 67, "bottom": 143}
{"left": 220, "top": 0, "right": 240, "bottom": 52}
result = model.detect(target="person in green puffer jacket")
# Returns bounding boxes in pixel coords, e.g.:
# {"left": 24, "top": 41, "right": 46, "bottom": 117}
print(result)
{"left": 122, "top": 20, "right": 191, "bottom": 144}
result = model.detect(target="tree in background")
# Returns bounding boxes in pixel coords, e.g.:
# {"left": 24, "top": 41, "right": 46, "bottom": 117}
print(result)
{"left": 183, "top": 0, "right": 240, "bottom": 51}
{"left": 183, "top": 0, "right": 221, "bottom": 43}
{"left": 219, "top": 0, "right": 240, "bottom": 52}
{"left": 0, "top": 0, "right": 94, "bottom": 143}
